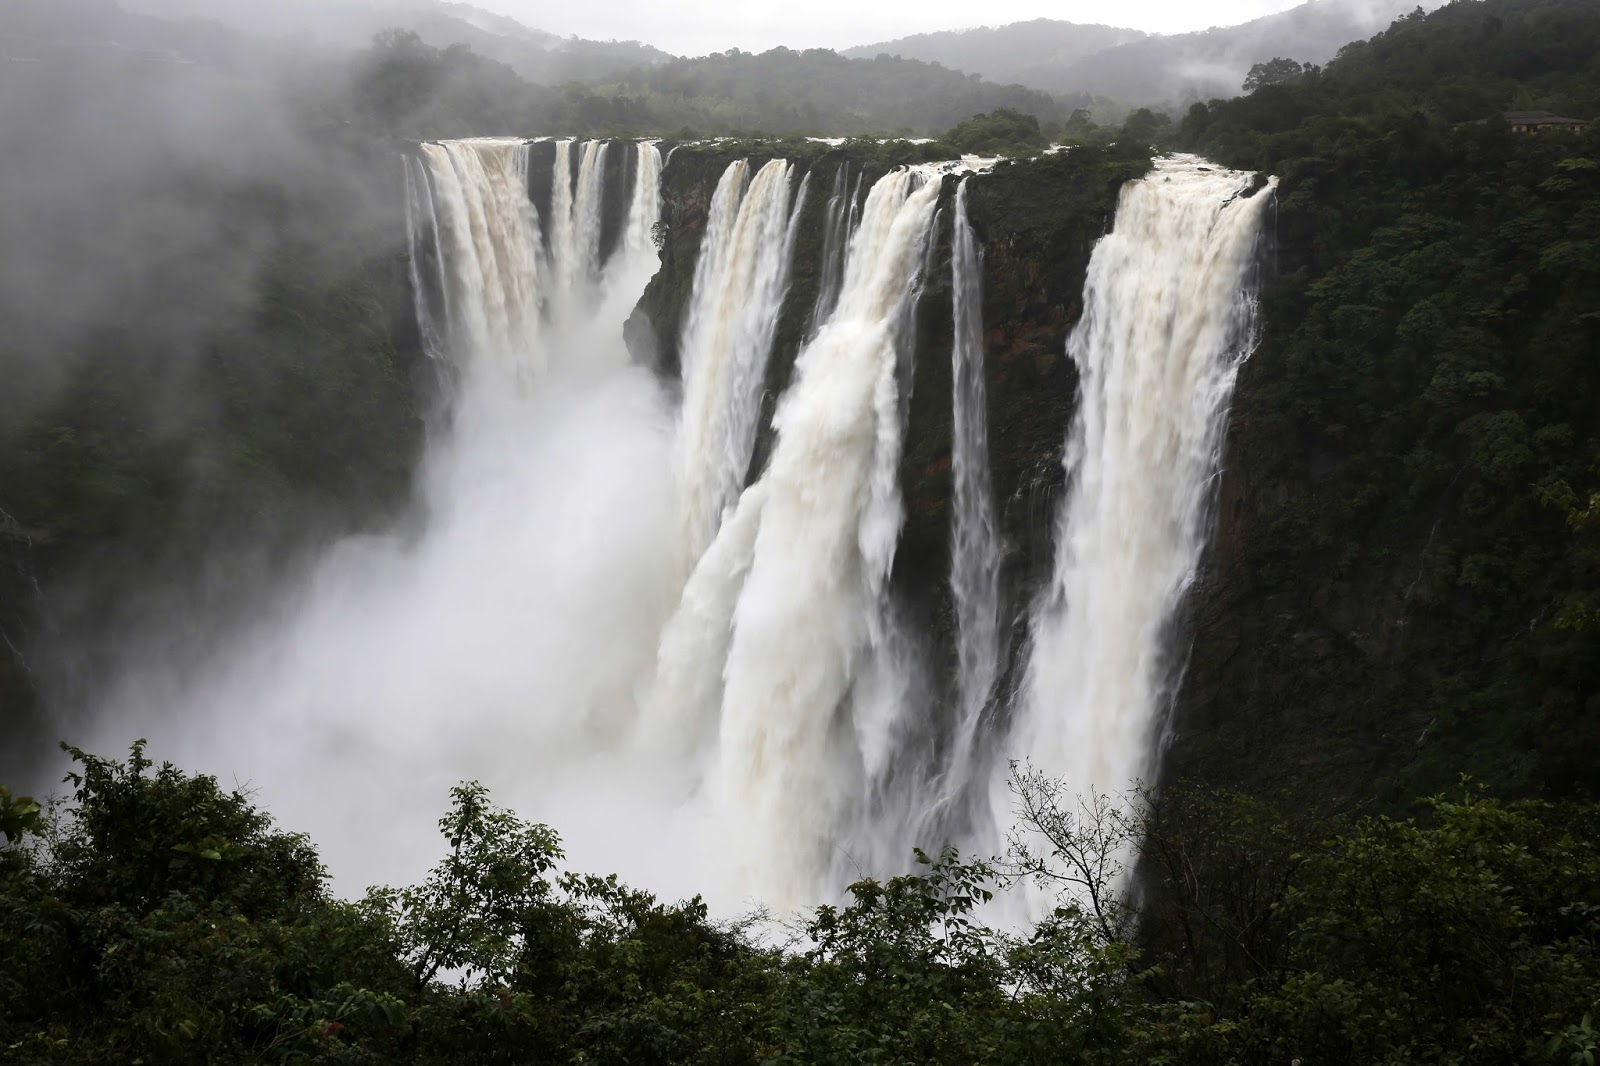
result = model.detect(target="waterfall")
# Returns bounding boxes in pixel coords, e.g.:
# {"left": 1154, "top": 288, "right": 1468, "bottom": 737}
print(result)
{"left": 944, "top": 178, "right": 1001, "bottom": 812}
{"left": 672, "top": 158, "right": 806, "bottom": 566}
{"left": 1018, "top": 155, "right": 1276, "bottom": 818}
{"left": 708, "top": 169, "right": 941, "bottom": 906}
{"left": 568, "top": 140, "right": 609, "bottom": 296}
{"left": 623, "top": 142, "right": 662, "bottom": 257}
{"left": 415, "top": 139, "right": 545, "bottom": 374}
{"left": 808, "top": 162, "right": 862, "bottom": 339}
{"left": 403, "top": 154, "right": 448, "bottom": 362}
{"left": 409, "top": 138, "right": 656, "bottom": 375}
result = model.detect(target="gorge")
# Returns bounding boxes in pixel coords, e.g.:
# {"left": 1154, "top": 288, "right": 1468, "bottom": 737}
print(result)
{"left": 97, "top": 135, "right": 1274, "bottom": 910}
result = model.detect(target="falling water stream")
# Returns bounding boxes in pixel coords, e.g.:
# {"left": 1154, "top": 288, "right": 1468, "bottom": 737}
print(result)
{"left": 1017, "top": 156, "right": 1277, "bottom": 835}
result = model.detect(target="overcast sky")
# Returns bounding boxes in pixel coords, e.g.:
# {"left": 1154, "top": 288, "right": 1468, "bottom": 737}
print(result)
{"left": 458, "top": 0, "right": 1326, "bottom": 55}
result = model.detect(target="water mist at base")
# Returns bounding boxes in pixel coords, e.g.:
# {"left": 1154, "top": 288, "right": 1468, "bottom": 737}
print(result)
{"left": 77, "top": 138, "right": 715, "bottom": 904}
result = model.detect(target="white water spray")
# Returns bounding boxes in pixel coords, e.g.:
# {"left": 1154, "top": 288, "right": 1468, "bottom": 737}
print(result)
{"left": 1018, "top": 156, "right": 1276, "bottom": 817}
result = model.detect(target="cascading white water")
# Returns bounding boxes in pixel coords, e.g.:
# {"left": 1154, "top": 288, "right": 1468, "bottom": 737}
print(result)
{"left": 410, "top": 138, "right": 653, "bottom": 376}
{"left": 623, "top": 142, "right": 662, "bottom": 258}
{"left": 706, "top": 170, "right": 941, "bottom": 906}
{"left": 1017, "top": 156, "right": 1276, "bottom": 823}
{"left": 671, "top": 158, "right": 805, "bottom": 565}
{"left": 943, "top": 177, "right": 1002, "bottom": 813}
{"left": 416, "top": 139, "right": 545, "bottom": 374}
{"left": 568, "top": 140, "right": 609, "bottom": 298}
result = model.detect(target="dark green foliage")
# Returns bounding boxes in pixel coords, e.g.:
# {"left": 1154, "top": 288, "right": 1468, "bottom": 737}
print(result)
{"left": 5, "top": 748, "right": 1597, "bottom": 1063}
{"left": 1243, "top": 56, "right": 1319, "bottom": 93}
{"left": 1170, "top": 0, "right": 1600, "bottom": 810}
{"left": 579, "top": 47, "right": 1086, "bottom": 138}
{"left": 945, "top": 109, "right": 1047, "bottom": 155}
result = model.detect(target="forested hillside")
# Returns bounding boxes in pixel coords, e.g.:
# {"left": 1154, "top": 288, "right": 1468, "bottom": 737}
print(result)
{"left": 843, "top": 0, "right": 1432, "bottom": 105}
{"left": 121, "top": 0, "right": 674, "bottom": 84}
{"left": 843, "top": 19, "right": 1147, "bottom": 87}
{"left": 3, "top": 741, "right": 1596, "bottom": 1062}
{"left": 1171, "top": 0, "right": 1600, "bottom": 807}
{"left": 570, "top": 47, "right": 1108, "bottom": 136}
{"left": 1049, "top": 0, "right": 1431, "bottom": 103}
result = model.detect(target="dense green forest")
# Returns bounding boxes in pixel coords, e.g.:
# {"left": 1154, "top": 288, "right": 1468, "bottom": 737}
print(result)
{"left": 1167, "top": 0, "right": 1600, "bottom": 809}
{"left": 3, "top": 744, "right": 1597, "bottom": 1063}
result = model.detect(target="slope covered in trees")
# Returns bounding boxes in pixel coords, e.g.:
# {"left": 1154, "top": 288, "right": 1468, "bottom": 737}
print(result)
{"left": 574, "top": 47, "right": 1106, "bottom": 136}
{"left": 842, "top": 19, "right": 1148, "bottom": 87}
{"left": 842, "top": 0, "right": 1434, "bottom": 107}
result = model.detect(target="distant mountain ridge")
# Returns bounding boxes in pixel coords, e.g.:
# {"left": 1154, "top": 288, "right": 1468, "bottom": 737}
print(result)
{"left": 842, "top": 19, "right": 1149, "bottom": 86}
{"left": 846, "top": 0, "right": 1443, "bottom": 106}
{"left": 118, "top": 0, "right": 673, "bottom": 83}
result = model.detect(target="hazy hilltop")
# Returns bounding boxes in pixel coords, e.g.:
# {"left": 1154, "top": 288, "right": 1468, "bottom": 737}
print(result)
{"left": 591, "top": 46, "right": 1117, "bottom": 135}
{"left": 119, "top": 0, "right": 673, "bottom": 83}
{"left": 846, "top": 0, "right": 1440, "bottom": 106}
{"left": 1053, "top": 0, "right": 1438, "bottom": 103}
{"left": 841, "top": 19, "right": 1148, "bottom": 85}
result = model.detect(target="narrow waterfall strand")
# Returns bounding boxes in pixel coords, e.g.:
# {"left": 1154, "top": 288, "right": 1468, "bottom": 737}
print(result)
{"left": 944, "top": 177, "right": 1002, "bottom": 809}
{"left": 625, "top": 142, "right": 663, "bottom": 255}
{"left": 403, "top": 155, "right": 448, "bottom": 361}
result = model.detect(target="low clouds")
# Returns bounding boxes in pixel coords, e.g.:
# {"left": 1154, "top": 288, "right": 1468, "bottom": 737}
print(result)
{"left": 469, "top": 0, "right": 1327, "bottom": 55}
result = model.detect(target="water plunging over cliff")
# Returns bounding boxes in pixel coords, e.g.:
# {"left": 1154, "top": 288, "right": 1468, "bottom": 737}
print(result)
{"left": 406, "top": 137, "right": 657, "bottom": 376}
{"left": 944, "top": 178, "right": 1002, "bottom": 818}
{"left": 641, "top": 167, "right": 941, "bottom": 907}
{"left": 672, "top": 159, "right": 807, "bottom": 568}
{"left": 1016, "top": 156, "right": 1276, "bottom": 831}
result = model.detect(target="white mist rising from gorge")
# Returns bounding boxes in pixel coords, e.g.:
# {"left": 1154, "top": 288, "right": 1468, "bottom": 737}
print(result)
{"left": 84, "top": 138, "right": 705, "bottom": 902}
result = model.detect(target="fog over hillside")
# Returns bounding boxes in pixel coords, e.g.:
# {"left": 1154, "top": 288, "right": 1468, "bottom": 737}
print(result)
{"left": 848, "top": 0, "right": 1449, "bottom": 105}
{"left": 119, "top": 0, "right": 672, "bottom": 82}
{"left": 843, "top": 20, "right": 1150, "bottom": 85}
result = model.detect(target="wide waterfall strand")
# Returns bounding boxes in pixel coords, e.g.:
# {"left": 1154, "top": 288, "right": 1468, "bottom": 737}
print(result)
{"left": 416, "top": 139, "right": 545, "bottom": 374}
{"left": 711, "top": 170, "right": 941, "bottom": 908}
{"left": 1019, "top": 156, "right": 1276, "bottom": 819}
{"left": 943, "top": 178, "right": 1001, "bottom": 812}
{"left": 412, "top": 138, "right": 654, "bottom": 377}
{"left": 672, "top": 158, "right": 806, "bottom": 565}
